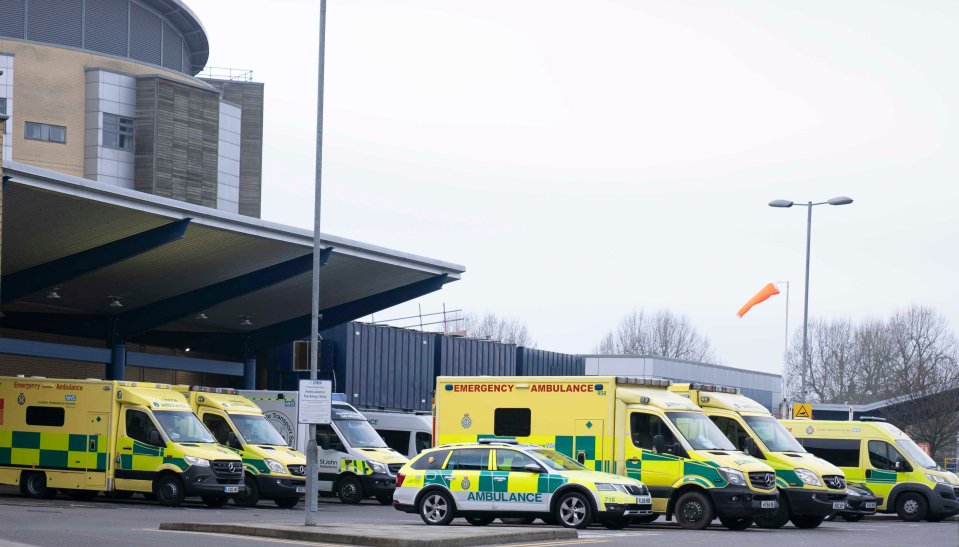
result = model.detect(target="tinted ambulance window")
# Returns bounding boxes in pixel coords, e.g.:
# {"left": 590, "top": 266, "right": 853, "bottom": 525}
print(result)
{"left": 494, "top": 408, "right": 531, "bottom": 437}
{"left": 25, "top": 406, "right": 65, "bottom": 427}
{"left": 410, "top": 449, "right": 451, "bottom": 470}
{"left": 415, "top": 432, "right": 432, "bottom": 454}
{"left": 801, "top": 438, "right": 861, "bottom": 467}
{"left": 495, "top": 450, "right": 539, "bottom": 472}
{"left": 630, "top": 412, "right": 677, "bottom": 449}
{"left": 202, "top": 413, "right": 232, "bottom": 445}
{"left": 710, "top": 416, "right": 750, "bottom": 450}
{"left": 125, "top": 409, "right": 161, "bottom": 445}
{"left": 378, "top": 429, "right": 410, "bottom": 454}
{"left": 447, "top": 448, "right": 490, "bottom": 471}
{"left": 868, "top": 440, "right": 906, "bottom": 471}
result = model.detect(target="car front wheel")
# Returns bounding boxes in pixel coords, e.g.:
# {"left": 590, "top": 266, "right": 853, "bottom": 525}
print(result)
{"left": 555, "top": 491, "right": 593, "bottom": 529}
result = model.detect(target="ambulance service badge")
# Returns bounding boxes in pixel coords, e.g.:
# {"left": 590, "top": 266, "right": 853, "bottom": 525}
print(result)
{"left": 461, "top": 414, "right": 472, "bottom": 429}
{"left": 461, "top": 477, "right": 470, "bottom": 489}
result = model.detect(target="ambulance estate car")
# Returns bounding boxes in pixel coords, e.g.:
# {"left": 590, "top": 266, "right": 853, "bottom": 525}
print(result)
{"left": 393, "top": 439, "right": 653, "bottom": 529}
{"left": 435, "top": 376, "right": 780, "bottom": 530}
{"left": 176, "top": 386, "right": 306, "bottom": 508}
{"left": 783, "top": 418, "right": 959, "bottom": 522}
{"left": 668, "top": 383, "right": 847, "bottom": 529}
{"left": 0, "top": 376, "right": 244, "bottom": 507}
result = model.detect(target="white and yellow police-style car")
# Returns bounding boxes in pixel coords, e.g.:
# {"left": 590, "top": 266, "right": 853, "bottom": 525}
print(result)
{"left": 393, "top": 439, "right": 653, "bottom": 529}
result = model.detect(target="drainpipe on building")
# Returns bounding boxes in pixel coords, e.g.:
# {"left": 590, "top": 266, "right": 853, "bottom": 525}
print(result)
{"left": 0, "top": 108, "right": 6, "bottom": 324}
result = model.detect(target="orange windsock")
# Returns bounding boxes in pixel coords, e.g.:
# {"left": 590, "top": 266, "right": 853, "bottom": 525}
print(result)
{"left": 737, "top": 283, "right": 780, "bottom": 318}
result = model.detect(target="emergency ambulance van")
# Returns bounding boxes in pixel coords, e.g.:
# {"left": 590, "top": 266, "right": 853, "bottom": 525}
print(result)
{"left": 361, "top": 409, "right": 432, "bottom": 458}
{"left": 783, "top": 418, "right": 959, "bottom": 522}
{"left": 175, "top": 386, "right": 306, "bottom": 508}
{"left": 435, "top": 376, "right": 780, "bottom": 530}
{"left": 240, "top": 389, "right": 409, "bottom": 504}
{"left": 0, "top": 376, "right": 243, "bottom": 507}
{"left": 668, "top": 383, "right": 847, "bottom": 528}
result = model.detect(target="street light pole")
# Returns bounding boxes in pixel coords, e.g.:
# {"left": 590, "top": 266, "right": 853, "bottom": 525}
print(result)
{"left": 769, "top": 196, "right": 853, "bottom": 404}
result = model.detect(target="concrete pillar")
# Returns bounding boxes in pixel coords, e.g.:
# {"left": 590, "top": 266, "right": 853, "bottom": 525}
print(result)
{"left": 243, "top": 355, "right": 256, "bottom": 390}
{"left": 109, "top": 344, "right": 126, "bottom": 381}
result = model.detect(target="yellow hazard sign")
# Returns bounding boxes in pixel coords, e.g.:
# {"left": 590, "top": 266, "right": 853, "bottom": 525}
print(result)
{"left": 793, "top": 403, "right": 813, "bottom": 419}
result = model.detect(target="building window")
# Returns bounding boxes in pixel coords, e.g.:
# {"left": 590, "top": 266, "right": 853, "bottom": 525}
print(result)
{"left": 103, "top": 113, "right": 134, "bottom": 151}
{"left": 25, "top": 121, "right": 67, "bottom": 144}
{"left": 0, "top": 97, "right": 6, "bottom": 115}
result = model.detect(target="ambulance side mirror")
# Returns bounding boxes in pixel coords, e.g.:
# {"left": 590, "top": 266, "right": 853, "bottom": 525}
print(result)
{"left": 894, "top": 460, "right": 910, "bottom": 473}
{"left": 318, "top": 435, "right": 331, "bottom": 451}
{"left": 227, "top": 431, "right": 241, "bottom": 449}
{"left": 148, "top": 430, "right": 163, "bottom": 447}
{"left": 524, "top": 464, "right": 544, "bottom": 474}
{"left": 653, "top": 434, "right": 666, "bottom": 454}
{"left": 743, "top": 437, "right": 763, "bottom": 459}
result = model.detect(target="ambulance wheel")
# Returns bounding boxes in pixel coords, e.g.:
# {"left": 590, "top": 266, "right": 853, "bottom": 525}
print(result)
{"left": 601, "top": 516, "right": 633, "bottom": 529}
{"left": 337, "top": 476, "right": 364, "bottom": 505}
{"left": 840, "top": 513, "right": 864, "bottom": 522}
{"left": 376, "top": 494, "right": 393, "bottom": 505}
{"left": 754, "top": 497, "right": 790, "bottom": 529}
{"left": 154, "top": 475, "right": 185, "bottom": 507}
{"left": 790, "top": 515, "right": 825, "bottom": 529}
{"left": 719, "top": 516, "right": 753, "bottom": 530}
{"left": 274, "top": 497, "right": 300, "bottom": 509}
{"left": 22, "top": 472, "right": 55, "bottom": 499}
{"left": 234, "top": 475, "right": 261, "bottom": 507}
{"left": 555, "top": 491, "right": 593, "bottom": 529}
{"left": 64, "top": 489, "right": 99, "bottom": 501}
{"left": 674, "top": 490, "right": 714, "bottom": 530}
{"left": 500, "top": 517, "right": 536, "bottom": 525}
{"left": 466, "top": 516, "right": 495, "bottom": 526}
{"left": 896, "top": 492, "right": 928, "bottom": 522}
{"left": 419, "top": 490, "right": 455, "bottom": 525}
{"left": 202, "top": 495, "right": 229, "bottom": 508}
{"left": 633, "top": 513, "right": 659, "bottom": 525}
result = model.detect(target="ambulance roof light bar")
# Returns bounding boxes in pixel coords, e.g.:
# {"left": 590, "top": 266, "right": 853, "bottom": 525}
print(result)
{"left": 615, "top": 376, "right": 672, "bottom": 387}
{"left": 689, "top": 382, "right": 740, "bottom": 395}
{"left": 859, "top": 416, "right": 887, "bottom": 422}
{"left": 191, "top": 385, "right": 240, "bottom": 395}
{"left": 478, "top": 438, "right": 519, "bottom": 445}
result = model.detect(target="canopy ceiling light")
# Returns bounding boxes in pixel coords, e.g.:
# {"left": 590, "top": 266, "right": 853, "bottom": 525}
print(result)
{"left": 108, "top": 295, "right": 124, "bottom": 308}
{"left": 46, "top": 287, "right": 62, "bottom": 300}
{"left": 240, "top": 315, "right": 253, "bottom": 327}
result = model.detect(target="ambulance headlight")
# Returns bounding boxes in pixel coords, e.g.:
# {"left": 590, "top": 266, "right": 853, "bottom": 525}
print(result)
{"left": 369, "top": 461, "right": 388, "bottom": 474}
{"left": 595, "top": 483, "right": 618, "bottom": 491}
{"left": 795, "top": 468, "right": 822, "bottom": 487}
{"left": 184, "top": 455, "right": 210, "bottom": 467}
{"left": 718, "top": 467, "right": 746, "bottom": 486}
{"left": 925, "top": 474, "right": 947, "bottom": 485}
{"left": 265, "top": 458, "right": 287, "bottom": 474}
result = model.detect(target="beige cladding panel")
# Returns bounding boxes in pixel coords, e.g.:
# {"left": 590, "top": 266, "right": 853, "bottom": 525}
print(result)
{"left": 0, "top": 40, "right": 203, "bottom": 178}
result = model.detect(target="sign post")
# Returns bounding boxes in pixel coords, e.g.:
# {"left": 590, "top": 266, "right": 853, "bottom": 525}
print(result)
{"left": 301, "top": 378, "right": 330, "bottom": 526}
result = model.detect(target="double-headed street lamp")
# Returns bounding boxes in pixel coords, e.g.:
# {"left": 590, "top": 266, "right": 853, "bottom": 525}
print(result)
{"left": 769, "top": 196, "right": 853, "bottom": 404}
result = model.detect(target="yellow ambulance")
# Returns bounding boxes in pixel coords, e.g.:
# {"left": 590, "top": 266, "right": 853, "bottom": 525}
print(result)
{"left": 0, "top": 376, "right": 243, "bottom": 507}
{"left": 435, "top": 376, "right": 780, "bottom": 530}
{"left": 783, "top": 418, "right": 959, "bottom": 522}
{"left": 668, "top": 383, "right": 847, "bottom": 528}
{"left": 175, "top": 386, "right": 307, "bottom": 508}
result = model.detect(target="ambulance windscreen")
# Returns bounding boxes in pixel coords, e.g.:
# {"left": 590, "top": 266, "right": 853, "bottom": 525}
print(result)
{"left": 530, "top": 449, "right": 587, "bottom": 471}
{"left": 154, "top": 411, "right": 216, "bottom": 443}
{"left": 666, "top": 412, "right": 736, "bottom": 451}
{"left": 232, "top": 414, "right": 288, "bottom": 446}
{"left": 742, "top": 415, "right": 805, "bottom": 453}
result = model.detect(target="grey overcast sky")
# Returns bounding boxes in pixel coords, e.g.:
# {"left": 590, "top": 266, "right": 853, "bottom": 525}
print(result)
{"left": 189, "top": 0, "right": 959, "bottom": 376}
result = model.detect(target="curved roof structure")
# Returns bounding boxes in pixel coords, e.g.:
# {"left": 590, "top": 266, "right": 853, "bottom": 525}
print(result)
{"left": 144, "top": 0, "right": 210, "bottom": 74}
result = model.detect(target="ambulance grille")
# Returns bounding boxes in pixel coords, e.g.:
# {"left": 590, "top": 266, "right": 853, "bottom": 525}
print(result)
{"left": 623, "top": 484, "right": 648, "bottom": 496}
{"left": 288, "top": 465, "right": 306, "bottom": 477}
{"left": 211, "top": 460, "right": 244, "bottom": 481}
{"left": 748, "top": 472, "right": 776, "bottom": 490}
{"left": 823, "top": 475, "right": 846, "bottom": 490}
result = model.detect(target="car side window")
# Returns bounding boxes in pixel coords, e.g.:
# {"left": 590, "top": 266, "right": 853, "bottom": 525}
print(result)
{"left": 410, "top": 449, "right": 451, "bottom": 471}
{"left": 202, "top": 413, "right": 232, "bottom": 445}
{"left": 126, "top": 409, "right": 161, "bottom": 446}
{"left": 415, "top": 432, "right": 432, "bottom": 454}
{"left": 446, "top": 448, "right": 490, "bottom": 471}
{"left": 868, "top": 440, "right": 905, "bottom": 471}
{"left": 495, "top": 450, "right": 539, "bottom": 472}
{"left": 377, "top": 429, "right": 411, "bottom": 454}
{"left": 710, "top": 416, "right": 750, "bottom": 450}
{"left": 630, "top": 412, "right": 678, "bottom": 450}
{"left": 317, "top": 423, "right": 345, "bottom": 452}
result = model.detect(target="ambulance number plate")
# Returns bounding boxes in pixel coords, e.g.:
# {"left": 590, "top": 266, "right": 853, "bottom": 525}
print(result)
{"left": 296, "top": 487, "right": 306, "bottom": 493}
{"left": 635, "top": 495, "right": 652, "bottom": 505}
{"left": 864, "top": 502, "right": 876, "bottom": 509}
{"left": 224, "top": 486, "right": 240, "bottom": 494}
{"left": 761, "top": 500, "right": 777, "bottom": 509}
{"left": 832, "top": 501, "right": 846, "bottom": 510}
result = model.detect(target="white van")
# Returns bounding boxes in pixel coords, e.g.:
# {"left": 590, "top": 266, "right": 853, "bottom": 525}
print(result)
{"left": 240, "top": 390, "right": 408, "bottom": 504}
{"left": 360, "top": 409, "right": 432, "bottom": 458}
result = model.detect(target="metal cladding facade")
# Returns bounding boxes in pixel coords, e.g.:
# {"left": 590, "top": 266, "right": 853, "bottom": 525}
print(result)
{"left": 516, "top": 347, "right": 585, "bottom": 376}
{"left": 433, "top": 335, "right": 517, "bottom": 377}
{"left": 330, "top": 322, "right": 435, "bottom": 411}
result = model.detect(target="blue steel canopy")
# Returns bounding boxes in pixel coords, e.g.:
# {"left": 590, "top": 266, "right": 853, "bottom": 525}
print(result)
{"left": 0, "top": 162, "right": 464, "bottom": 355}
